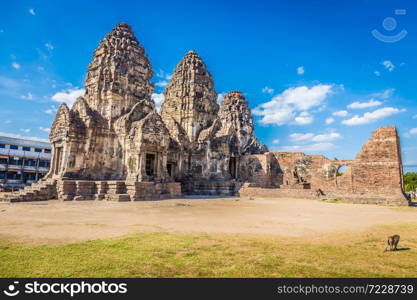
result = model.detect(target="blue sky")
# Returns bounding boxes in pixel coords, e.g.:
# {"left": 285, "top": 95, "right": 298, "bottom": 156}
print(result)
{"left": 1, "top": 0, "right": 416, "bottom": 169}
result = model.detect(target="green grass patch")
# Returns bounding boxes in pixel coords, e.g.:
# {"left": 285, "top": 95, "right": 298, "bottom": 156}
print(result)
{"left": 1, "top": 229, "right": 417, "bottom": 278}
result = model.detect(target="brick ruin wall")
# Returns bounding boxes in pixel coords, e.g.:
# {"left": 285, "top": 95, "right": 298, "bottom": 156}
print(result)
{"left": 239, "top": 126, "right": 408, "bottom": 206}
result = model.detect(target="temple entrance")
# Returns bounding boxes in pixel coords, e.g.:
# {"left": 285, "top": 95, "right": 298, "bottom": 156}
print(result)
{"left": 145, "top": 153, "right": 156, "bottom": 177}
{"left": 54, "top": 147, "right": 63, "bottom": 175}
{"left": 167, "top": 162, "right": 175, "bottom": 177}
{"left": 229, "top": 157, "right": 237, "bottom": 179}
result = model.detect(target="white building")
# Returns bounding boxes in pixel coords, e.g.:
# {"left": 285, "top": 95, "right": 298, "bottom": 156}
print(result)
{"left": 0, "top": 136, "right": 51, "bottom": 191}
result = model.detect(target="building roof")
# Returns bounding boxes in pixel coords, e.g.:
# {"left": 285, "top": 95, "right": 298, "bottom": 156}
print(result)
{"left": 0, "top": 135, "right": 51, "bottom": 149}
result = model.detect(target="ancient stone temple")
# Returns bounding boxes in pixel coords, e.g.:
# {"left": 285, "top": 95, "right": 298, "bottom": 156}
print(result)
{"left": 0, "top": 23, "right": 408, "bottom": 206}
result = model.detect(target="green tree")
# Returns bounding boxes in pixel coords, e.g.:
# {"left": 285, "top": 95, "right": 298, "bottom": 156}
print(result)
{"left": 404, "top": 172, "right": 417, "bottom": 192}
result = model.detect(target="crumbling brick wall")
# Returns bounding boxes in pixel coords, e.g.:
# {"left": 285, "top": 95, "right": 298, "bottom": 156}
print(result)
{"left": 239, "top": 153, "right": 281, "bottom": 187}
{"left": 240, "top": 126, "right": 408, "bottom": 205}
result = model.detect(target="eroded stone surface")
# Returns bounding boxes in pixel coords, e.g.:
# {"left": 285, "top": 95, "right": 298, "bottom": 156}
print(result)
{"left": 85, "top": 22, "right": 153, "bottom": 122}
{"left": 161, "top": 50, "right": 218, "bottom": 144}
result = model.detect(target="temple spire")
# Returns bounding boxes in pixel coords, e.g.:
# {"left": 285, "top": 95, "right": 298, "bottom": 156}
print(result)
{"left": 160, "top": 50, "right": 218, "bottom": 143}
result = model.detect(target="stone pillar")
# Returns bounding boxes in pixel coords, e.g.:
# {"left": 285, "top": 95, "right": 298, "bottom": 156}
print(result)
{"left": 137, "top": 153, "right": 147, "bottom": 182}
{"left": 161, "top": 151, "right": 168, "bottom": 180}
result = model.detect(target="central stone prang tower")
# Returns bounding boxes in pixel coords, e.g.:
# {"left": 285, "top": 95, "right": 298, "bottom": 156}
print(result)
{"left": 160, "top": 50, "right": 266, "bottom": 183}
{"left": 160, "top": 50, "right": 219, "bottom": 144}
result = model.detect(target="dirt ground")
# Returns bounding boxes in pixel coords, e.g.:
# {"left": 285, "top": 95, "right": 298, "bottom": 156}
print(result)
{"left": 0, "top": 197, "right": 416, "bottom": 245}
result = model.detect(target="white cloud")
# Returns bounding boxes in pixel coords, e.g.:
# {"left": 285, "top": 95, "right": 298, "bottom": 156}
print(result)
{"left": 294, "top": 111, "right": 313, "bottom": 125}
{"left": 0, "top": 76, "right": 20, "bottom": 89}
{"left": 278, "top": 142, "right": 335, "bottom": 152}
{"left": 0, "top": 132, "right": 48, "bottom": 143}
{"left": 39, "top": 127, "right": 50, "bottom": 133}
{"left": 289, "top": 132, "right": 342, "bottom": 143}
{"left": 20, "top": 93, "right": 33, "bottom": 100}
{"left": 253, "top": 84, "right": 333, "bottom": 126}
{"left": 325, "top": 117, "right": 335, "bottom": 125}
{"left": 262, "top": 86, "right": 274, "bottom": 94}
{"left": 44, "top": 105, "right": 58, "bottom": 115}
{"left": 12, "top": 62, "right": 21, "bottom": 69}
{"left": 155, "top": 80, "right": 168, "bottom": 87}
{"left": 45, "top": 43, "right": 54, "bottom": 51}
{"left": 20, "top": 128, "right": 31, "bottom": 133}
{"left": 342, "top": 107, "right": 405, "bottom": 126}
{"left": 289, "top": 133, "right": 314, "bottom": 142}
{"left": 272, "top": 139, "right": 280, "bottom": 144}
{"left": 382, "top": 60, "right": 395, "bottom": 72}
{"left": 374, "top": 71, "right": 381, "bottom": 76}
{"left": 347, "top": 99, "right": 382, "bottom": 109}
{"left": 333, "top": 110, "right": 348, "bottom": 117}
{"left": 409, "top": 128, "right": 417, "bottom": 135}
{"left": 371, "top": 88, "right": 395, "bottom": 99}
{"left": 217, "top": 93, "right": 225, "bottom": 104}
{"left": 312, "top": 132, "right": 342, "bottom": 142}
{"left": 156, "top": 69, "right": 165, "bottom": 78}
{"left": 297, "top": 66, "right": 305, "bottom": 75}
{"left": 151, "top": 92, "right": 164, "bottom": 111}
{"left": 155, "top": 69, "right": 172, "bottom": 80}
{"left": 51, "top": 88, "right": 84, "bottom": 107}
{"left": 28, "top": 8, "right": 36, "bottom": 15}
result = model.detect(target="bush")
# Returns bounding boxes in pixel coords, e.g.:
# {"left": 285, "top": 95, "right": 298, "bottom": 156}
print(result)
{"left": 404, "top": 172, "right": 417, "bottom": 192}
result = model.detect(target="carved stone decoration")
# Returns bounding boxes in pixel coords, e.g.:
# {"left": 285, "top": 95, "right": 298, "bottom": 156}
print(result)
{"left": 84, "top": 22, "right": 154, "bottom": 123}
{"left": 214, "top": 91, "right": 265, "bottom": 154}
{"left": 161, "top": 50, "right": 218, "bottom": 144}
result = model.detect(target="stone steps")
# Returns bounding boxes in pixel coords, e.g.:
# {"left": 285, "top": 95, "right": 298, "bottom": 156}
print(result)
{"left": 1, "top": 179, "right": 182, "bottom": 203}
{"left": 0, "top": 179, "right": 57, "bottom": 202}
{"left": 182, "top": 181, "right": 239, "bottom": 196}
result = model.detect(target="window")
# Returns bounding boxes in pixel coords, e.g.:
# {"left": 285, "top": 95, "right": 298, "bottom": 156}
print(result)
{"left": 9, "top": 158, "right": 23, "bottom": 166}
{"left": 10, "top": 145, "right": 18, "bottom": 150}
{"left": 0, "top": 158, "right": 7, "bottom": 164}
{"left": 38, "top": 160, "right": 50, "bottom": 168}
{"left": 337, "top": 165, "right": 348, "bottom": 177}
{"left": 0, "top": 172, "right": 5, "bottom": 179}
{"left": 23, "top": 172, "right": 36, "bottom": 181}
{"left": 0, "top": 144, "right": 5, "bottom": 148}
{"left": 145, "top": 154, "right": 156, "bottom": 177}
{"left": 6, "top": 172, "right": 21, "bottom": 180}
{"left": 24, "top": 159, "right": 36, "bottom": 167}
{"left": 34, "top": 148, "right": 42, "bottom": 153}
{"left": 22, "top": 146, "right": 31, "bottom": 151}
{"left": 44, "top": 149, "right": 51, "bottom": 153}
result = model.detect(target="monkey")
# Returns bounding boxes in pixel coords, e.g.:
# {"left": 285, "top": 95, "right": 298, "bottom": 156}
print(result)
{"left": 315, "top": 188, "right": 324, "bottom": 197}
{"left": 384, "top": 235, "right": 400, "bottom": 252}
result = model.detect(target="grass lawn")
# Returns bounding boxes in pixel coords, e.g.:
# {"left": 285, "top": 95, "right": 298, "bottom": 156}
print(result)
{"left": 1, "top": 224, "right": 417, "bottom": 277}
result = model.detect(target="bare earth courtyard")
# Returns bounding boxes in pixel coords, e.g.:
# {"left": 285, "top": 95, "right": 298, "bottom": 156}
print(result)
{"left": 1, "top": 197, "right": 416, "bottom": 246}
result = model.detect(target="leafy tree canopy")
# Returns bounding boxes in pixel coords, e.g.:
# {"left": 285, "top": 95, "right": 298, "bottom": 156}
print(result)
{"left": 404, "top": 172, "right": 417, "bottom": 192}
